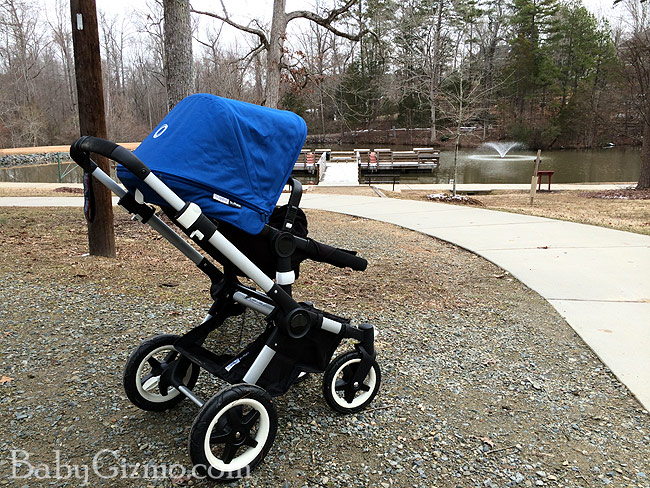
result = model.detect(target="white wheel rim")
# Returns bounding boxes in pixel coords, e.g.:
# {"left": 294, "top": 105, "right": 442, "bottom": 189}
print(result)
{"left": 204, "top": 398, "right": 270, "bottom": 472}
{"left": 135, "top": 345, "right": 193, "bottom": 403}
{"left": 330, "top": 358, "right": 377, "bottom": 409}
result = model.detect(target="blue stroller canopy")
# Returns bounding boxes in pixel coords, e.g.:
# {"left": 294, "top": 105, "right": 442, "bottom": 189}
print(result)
{"left": 117, "top": 94, "right": 307, "bottom": 234}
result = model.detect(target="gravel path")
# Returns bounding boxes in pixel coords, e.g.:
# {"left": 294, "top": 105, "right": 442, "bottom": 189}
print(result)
{"left": 0, "top": 208, "right": 648, "bottom": 487}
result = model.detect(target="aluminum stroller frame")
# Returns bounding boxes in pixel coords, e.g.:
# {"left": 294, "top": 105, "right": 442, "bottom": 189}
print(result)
{"left": 69, "top": 136, "right": 381, "bottom": 482}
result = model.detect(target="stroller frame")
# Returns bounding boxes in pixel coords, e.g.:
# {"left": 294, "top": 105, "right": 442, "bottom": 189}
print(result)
{"left": 70, "top": 136, "right": 380, "bottom": 481}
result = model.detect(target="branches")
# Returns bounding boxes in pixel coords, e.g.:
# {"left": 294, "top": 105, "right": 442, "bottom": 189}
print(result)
{"left": 193, "top": 0, "right": 365, "bottom": 49}
{"left": 191, "top": 7, "right": 269, "bottom": 50}
{"left": 288, "top": 0, "right": 367, "bottom": 42}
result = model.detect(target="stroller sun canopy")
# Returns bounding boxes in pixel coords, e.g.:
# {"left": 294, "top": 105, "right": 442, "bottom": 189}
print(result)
{"left": 117, "top": 94, "right": 307, "bottom": 234}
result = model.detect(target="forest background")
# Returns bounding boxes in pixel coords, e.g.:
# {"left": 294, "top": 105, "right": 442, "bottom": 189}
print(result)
{"left": 0, "top": 0, "right": 648, "bottom": 156}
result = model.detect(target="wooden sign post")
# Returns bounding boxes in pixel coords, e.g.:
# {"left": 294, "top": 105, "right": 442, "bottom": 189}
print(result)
{"left": 530, "top": 150, "right": 542, "bottom": 206}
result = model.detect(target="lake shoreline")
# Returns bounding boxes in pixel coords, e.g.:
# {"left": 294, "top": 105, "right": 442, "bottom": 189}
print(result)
{"left": 305, "top": 130, "right": 641, "bottom": 151}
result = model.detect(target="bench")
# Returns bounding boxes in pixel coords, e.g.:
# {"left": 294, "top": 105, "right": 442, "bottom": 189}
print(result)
{"left": 537, "top": 170, "right": 555, "bottom": 191}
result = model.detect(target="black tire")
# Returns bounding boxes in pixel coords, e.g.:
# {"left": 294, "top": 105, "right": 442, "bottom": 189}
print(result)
{"left": 123, "top": 334, "right": 200, "bottom": 412}
{"left": 322, "top": 350, "right": 381, "bottom": 414}
{"left": 189, "top": 384, "right": 277, "bottom": 482}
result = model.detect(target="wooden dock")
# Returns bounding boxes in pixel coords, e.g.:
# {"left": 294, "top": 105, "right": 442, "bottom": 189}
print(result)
{"left": 293, "top": 147, "right": 439, "bottom": 175}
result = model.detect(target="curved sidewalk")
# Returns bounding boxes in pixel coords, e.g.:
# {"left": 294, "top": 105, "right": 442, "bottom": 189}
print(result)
{"left": 297, "top": 193, "right": 650, "bottom": 410}
{"left": 1, "top": 192, "right": 649, "bottom": 410}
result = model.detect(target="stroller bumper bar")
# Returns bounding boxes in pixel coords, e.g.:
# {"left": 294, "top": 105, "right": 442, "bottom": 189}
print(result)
{"left": 72, "top": 136, "right": 186, "bottom": 211}
{"left": 71, "top": 135, "right": 151, "bottom": 180}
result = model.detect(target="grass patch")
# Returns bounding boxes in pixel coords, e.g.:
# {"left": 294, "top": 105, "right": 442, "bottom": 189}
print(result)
{"left": 389, "top": 189, "right": 650, "bottom": 235}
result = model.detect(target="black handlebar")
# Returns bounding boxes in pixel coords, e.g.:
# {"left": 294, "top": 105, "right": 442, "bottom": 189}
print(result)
{"left": 70, "top": 136, "right": 151, "bottom": 180}
{"left": 325, "top": 246, "right": 368, "bottom": 271}
{"left": 302, "top": 238, "right": 368, "bottom": 271}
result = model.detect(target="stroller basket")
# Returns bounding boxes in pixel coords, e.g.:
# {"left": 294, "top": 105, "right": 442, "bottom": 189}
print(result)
{"left": 69, "top": 94, "right": 380, "bottom": 482}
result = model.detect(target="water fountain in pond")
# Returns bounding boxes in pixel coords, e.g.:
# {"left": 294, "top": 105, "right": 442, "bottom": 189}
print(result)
{"left": 482, "top": 141, "right": 522, "bottom": 158}
{"left": 468, "top": 142, "right": 531, "bottom": 162}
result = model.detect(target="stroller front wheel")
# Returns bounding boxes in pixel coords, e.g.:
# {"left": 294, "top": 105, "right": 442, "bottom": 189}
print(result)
{"left": 323, "top": 350, "right": 381, "bottom": 414}
{"left": 123, "top": 334, "right": 200, "bottom": 411}
{"left": 189, "top": 383, "right": 277, "bottom": 481}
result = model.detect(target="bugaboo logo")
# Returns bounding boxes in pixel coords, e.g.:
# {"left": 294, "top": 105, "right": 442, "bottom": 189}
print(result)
{"left": 153, "top": 124, "right": 169, "bottom": 139}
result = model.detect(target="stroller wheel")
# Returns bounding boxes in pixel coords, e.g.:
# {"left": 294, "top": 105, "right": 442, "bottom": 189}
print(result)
{"left": 189, "top": 384, "right": 277, "bottom": 481}
{"left": 323, "top": 351, "right": 381, "bottom": 414}
{"left": 123, "top": 334, "right": 200, "bottom": 411}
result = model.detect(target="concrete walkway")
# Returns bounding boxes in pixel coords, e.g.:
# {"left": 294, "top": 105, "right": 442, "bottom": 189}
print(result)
{"left": 295, "top": 193, "right": 650, "bottom": 411}
{"left": 1, "top": 188, "right": 649, "bottom": 411}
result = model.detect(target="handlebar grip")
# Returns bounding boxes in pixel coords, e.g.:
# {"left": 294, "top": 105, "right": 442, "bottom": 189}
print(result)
{"left": 327, "top": 247, "right": 368, "bottom": 271}
{"left": 70, "top": 136, "right": 151, "bottom": 180}
{"left": 77, "top": 136, "right": 118, "bottom": 158}
{"left": 302, "top": 238, "right": 368, "bottom": 271}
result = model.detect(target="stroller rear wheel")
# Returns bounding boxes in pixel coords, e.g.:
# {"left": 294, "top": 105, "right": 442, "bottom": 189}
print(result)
{"left": 123, "top": 334, "right": 200, "bottom": 411}
{"left": 323, "top": 350, "right": 381, "bottom": 414}
{"left": 189, "top": 384, "right": 277, "bottom": 481}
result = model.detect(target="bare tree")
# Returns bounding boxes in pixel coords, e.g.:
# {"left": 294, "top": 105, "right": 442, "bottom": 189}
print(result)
{"left": 0, "top": 0, "right": 51, "bottom": 146}
{"left": 163, "top": 0, "right": 193, "bottom": 109}
{"left": 193, "top": 0, "right": 365, "bottom": 108}
{"left": 393, "top": 0, "right": 454, "bottom": 144}
{"left": 49, "top": 0, "right": 77, "bottom": 120}
{"left": 193, "top": 24, "right": 256, "bottom": 101}
{"left": 295, "top": 22, "right": 338, "bottom": 135}
{"left": 441, "top": 67, "right": 488, "bottom": 195}
{"left": 131, "top": 1, "right": 167, "bottom": 130}
{"left": 426, "top": 0, "right": 448, "bottom": 144}
{"left": 618, "top": 0, "right": 650, "bottom": 189}
{"left": 439, "top": 19, "right": 503, "bottom": 195}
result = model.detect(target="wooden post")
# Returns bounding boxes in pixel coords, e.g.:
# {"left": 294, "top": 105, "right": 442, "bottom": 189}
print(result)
{"left": 530, "top": 149, "right": 541, "bottom": 206}
{"left": 70, "top": 0, "right": 115, "bottom": 257}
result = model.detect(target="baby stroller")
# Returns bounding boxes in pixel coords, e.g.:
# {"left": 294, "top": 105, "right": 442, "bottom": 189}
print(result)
{"left": 69, "top": 94, "right": 381, "bottom": 481}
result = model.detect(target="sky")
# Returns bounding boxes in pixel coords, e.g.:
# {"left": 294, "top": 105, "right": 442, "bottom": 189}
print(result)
{"left": 60, "top": 0, "right": 317, "bottom": 53}
{"left": 46, "top": 0, "right": 632, "bottom": 52}
{"left": 92, "top": 0, "right": 313, "bottom": 22}
{"left": 85, "top": 0, "right": 625, "bottom": 22}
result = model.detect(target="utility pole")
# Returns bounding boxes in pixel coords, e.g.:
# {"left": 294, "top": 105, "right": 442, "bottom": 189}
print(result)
{"left": 70, "top": 0, "right": 115, "bottom": 257}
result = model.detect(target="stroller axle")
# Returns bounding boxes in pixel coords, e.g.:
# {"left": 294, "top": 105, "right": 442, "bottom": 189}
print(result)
{"left": 176, "top": 385, "right": 205, "bottom": 408}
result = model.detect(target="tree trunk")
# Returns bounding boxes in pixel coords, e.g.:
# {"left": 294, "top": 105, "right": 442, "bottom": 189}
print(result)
{"left": 265, "top": 0, "right": 287, "bottom": 108}
{"left": 163, "top": 0, "right": 193, "bottom": 110}
{"left": 429, "top": 86, "right": 438, "bottom": 144}
{"left": 452, "top": 84, "right": 464, "bottom": 197}
{"left": 429, "top": 0, "right": 444, "bottom": 145}
{"left": 638, "top": 116, "right": 650, "bottom": 189}
{"left": 254, "top": 55, "right": 264, "bottom": 104}
{"left": 70, "top": 0, "right": 115, "bottom": 258}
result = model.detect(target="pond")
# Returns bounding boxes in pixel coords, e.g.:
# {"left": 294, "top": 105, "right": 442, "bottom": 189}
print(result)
{"left": 0, "top": 147, "right": 642, "bottom": 185}
{"left": 439, "top": 147, "right": 641, "bottom": 184}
